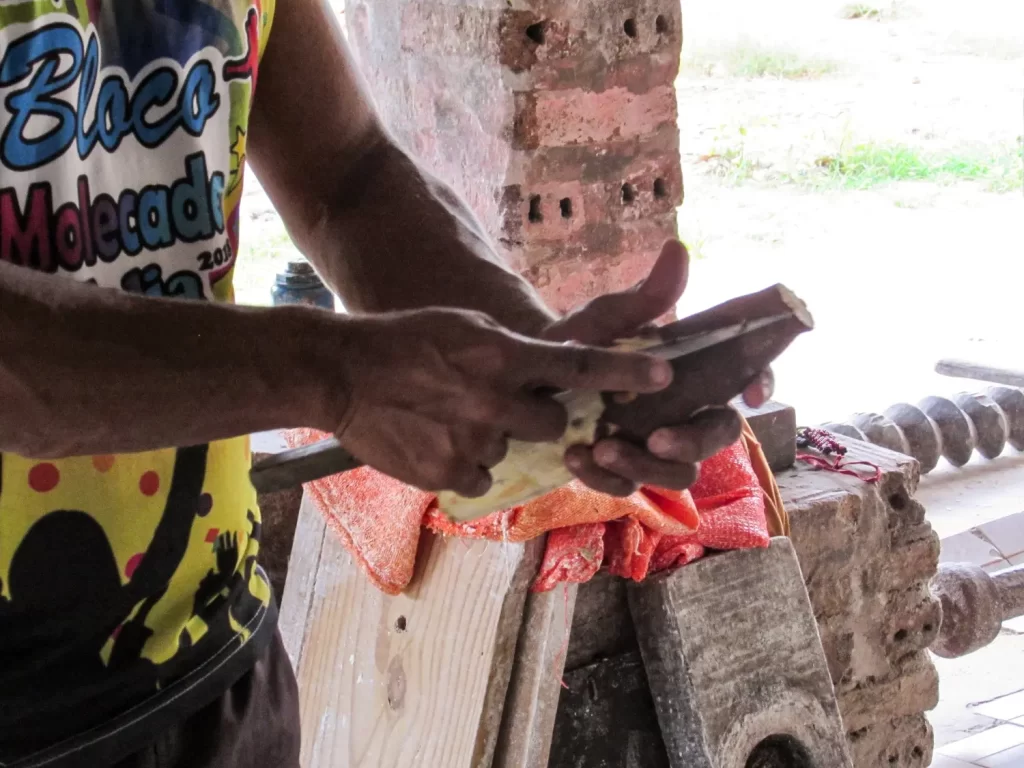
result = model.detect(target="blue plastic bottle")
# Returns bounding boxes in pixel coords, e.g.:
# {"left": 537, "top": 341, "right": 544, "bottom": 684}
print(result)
{"left": 271, "top": 259, "right": 335, "bottom": 310}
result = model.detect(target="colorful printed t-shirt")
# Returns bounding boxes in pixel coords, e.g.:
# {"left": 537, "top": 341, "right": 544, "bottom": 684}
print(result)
{"left": 0, "top": 0, "right": 277, "bottom": 764}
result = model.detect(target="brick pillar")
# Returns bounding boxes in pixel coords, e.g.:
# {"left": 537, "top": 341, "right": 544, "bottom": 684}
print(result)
{"left": 345, "top": 0, "right": 682, "bottom": 312}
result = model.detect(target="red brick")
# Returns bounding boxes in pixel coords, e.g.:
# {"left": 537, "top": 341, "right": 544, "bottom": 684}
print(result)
{"left": 527, "top": 249, "right": 664, "bottom": 313}
{"left": 507, "top": 181, "right": 588, "bottom": 245}
{"left": 527, "top": 85, "right": 677, "bottom": 147}
{"left": 516, "top": 123, "right": 680, "bottom": 185}
{"left": 582, "top": 160, "right": 682, "bottom": 224}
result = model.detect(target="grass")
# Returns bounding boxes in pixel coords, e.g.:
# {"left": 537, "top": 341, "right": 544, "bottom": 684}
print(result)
{"left": 685, "top": 43, "right": 840, "bottom": 80}
{"left": 840, "top": 2, "right": 908, "bottom": 21}
{"left": 695, "top": 125, "right": 764, "bottom": 185}
{"left": 808, "top": 142, "right": 1024, "bottom": 192}
{"left": 694, "top": 134, "right": 1024, "bottom": 194}
{"left": 841, "top": 4, "right": 881, "bottom": 20}
{"left": 725, "top": 46, "right": 839, "bottom": 79}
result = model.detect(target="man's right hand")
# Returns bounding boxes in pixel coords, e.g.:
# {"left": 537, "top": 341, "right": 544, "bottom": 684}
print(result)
{"left": 318, "top": 308, "right": 673, "bottom": 497}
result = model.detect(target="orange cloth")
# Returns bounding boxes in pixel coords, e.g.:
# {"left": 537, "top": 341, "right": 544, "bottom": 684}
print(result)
{"left": 285, "top": 413, "right": 785, "bottom": 595}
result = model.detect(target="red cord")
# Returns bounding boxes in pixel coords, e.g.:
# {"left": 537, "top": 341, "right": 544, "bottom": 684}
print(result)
{"left": 797, "top": 428, "right": 881, "bottom": 484}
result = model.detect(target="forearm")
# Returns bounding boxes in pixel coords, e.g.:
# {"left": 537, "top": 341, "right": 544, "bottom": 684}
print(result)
{"left": 0, "top": 262, "right": 336, "bottom": 457}
{"left": 271, "top": 135, "right": 556, "bottom": 336}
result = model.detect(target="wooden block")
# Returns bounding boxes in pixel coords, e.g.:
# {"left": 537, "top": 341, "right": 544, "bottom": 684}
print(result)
{"left": 735, "top": 399, "right": 797, "bottom": 471}
{"left": 628, "top": 538, "right": 852, "bottom": 768}
{"left": 286, "top": 494, "right": 542, "bottom": 768}
{"left": 493, "top": 583, "right": 578, "bottom": 768}
{"left": 548, "top": 651, "right": 670, "bottom": 768}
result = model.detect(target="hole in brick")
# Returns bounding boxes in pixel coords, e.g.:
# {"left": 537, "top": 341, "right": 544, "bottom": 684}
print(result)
{"left": 744, "top": 735, "right": 814, "bottom": 768}
{"left": 528, "top": 195, "right": 543, "bottom": 222}
{"left": 923, "top": 623, "right": 933, "bottom": 633}
{"left": 887, "top": 756, "right": 897, "bottom": 765}
{"left": 894, "top": 628, "right": 908, "bottom": 642}
{"left": 623, "top": 18, "right": 638, "bottom": 38}
{"left": 656, "top": 14, "right": 669, "bottom": 34}
{"left": 889, "top": 492, "right": 907, "bottom": 510}
{"left": 559, "top": 198, "right": 573, "bottom": 218}
{"left": 395, "top": 616, "right": 407, "bottom": 632}
{"left": 912, "top": 746, "right": 924, "bottom": 759}
{"left": 526, "top": 22, "right": 545, "bottom": 45}
{"left": 653, "top": 177, "right": 668, "bottom": 198}
{"left": 621, "top": 183, "right": 636, "bottom": 204}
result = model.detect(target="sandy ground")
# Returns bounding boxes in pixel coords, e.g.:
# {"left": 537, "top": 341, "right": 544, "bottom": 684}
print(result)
{"left": 676, "top": 0, "right": 1023, "bottom": 425}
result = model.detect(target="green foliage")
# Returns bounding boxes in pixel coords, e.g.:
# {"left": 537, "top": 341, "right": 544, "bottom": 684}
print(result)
{"left": 841, "top": 4, "right": 881, "bottom": 20}
{"left": 808, "top": 142, "right": 1024, "bottom": 192}
{"left": 684, "top": 43, "right": 840, "bottom": 80}
{"left": 724, "top": 46, "right": 840, "bottom": 79}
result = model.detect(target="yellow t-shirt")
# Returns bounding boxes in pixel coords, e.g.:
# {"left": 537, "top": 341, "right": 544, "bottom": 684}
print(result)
{"left": 0, "top": 0, "right": 277, "bottom": 762}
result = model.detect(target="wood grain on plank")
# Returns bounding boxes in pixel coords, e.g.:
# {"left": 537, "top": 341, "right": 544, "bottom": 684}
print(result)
{"left": 293, "top": 527, "right": 541, "bottom": 768}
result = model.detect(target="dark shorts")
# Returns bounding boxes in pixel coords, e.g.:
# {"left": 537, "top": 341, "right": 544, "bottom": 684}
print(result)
{"left": 113, "top": 630, "right": 300, "bottom": 768}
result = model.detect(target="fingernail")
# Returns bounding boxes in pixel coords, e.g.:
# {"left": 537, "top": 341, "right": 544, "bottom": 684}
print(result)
{"left": 649, "top": 361, "right": 672, "bottom": 387}
{"left": 566, "top": 452, "right": 584, "bottom": 470}
{"left": 649, "top": 430, "right": 677, "bottom": 456}
{"left": 594, "top": 443, "right": 620, "bottom": 467}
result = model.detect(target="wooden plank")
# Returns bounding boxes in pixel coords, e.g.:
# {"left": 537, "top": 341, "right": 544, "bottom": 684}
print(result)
{"left": 292, "top": 526, "right": 541, "bottom": 768}
{"left": 628, "top": 538, "right": 852, "bottom": 768}
{"left": 277, "top": 493, "right": 327, "bottom": 668}
{"left": 492, "top": 583, "right": 578, "bottom": 768}
{"left": 936, "top": 358, "right": 1024, "bottom": 387}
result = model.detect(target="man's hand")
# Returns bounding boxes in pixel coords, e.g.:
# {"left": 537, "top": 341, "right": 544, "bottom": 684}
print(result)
{"left": 325, "top": 308, "right": 674, "bottom": 497}
{"left": 543, "top": 240, "right": 774, "bottom": 497}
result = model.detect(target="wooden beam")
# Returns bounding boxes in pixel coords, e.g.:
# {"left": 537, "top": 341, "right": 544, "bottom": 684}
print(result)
{"left": 936, "top": 358, "right": 1024, "bottom": 387}
{"left": 492, "top": 583, "right": 578, "bottom": 768}
{"left": 628, "top": 538, "right": 853, "bottom": 768}
{"left": 284, "top": 494, "right": 543, "bottom": 768}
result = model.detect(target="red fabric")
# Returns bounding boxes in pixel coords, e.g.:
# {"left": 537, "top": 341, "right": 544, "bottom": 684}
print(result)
{"left": 283, "top": 428, "right": 771, "bottom": 594}
{"left": 532, "top": 523, "right": 606, "bottom": 593}
{"left": 604, "top": 517, "right": 663, "bottom": 582}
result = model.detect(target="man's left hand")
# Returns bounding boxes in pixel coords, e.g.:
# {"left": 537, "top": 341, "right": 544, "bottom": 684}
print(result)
{"left": 542, "top": 240, "right": 774, "bottom": 497}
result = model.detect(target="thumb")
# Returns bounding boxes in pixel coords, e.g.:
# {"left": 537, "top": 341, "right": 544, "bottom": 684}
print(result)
{"left": 545, "top": 240, "right": 689, "bottom": 345}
